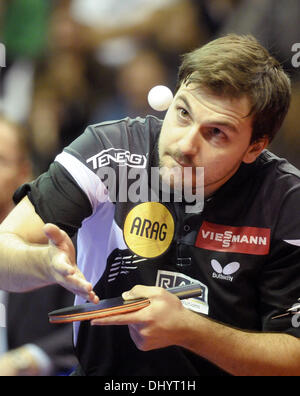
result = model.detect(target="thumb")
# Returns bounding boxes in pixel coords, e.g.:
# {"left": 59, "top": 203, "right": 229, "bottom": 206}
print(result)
{"left": 43, "top": 223, "right": 65, "bottom": 246}
{"left": 122, "top": 285, "right": 154, "bottom": 301}
{"left": 43, "top": 223, "right": 76, "bottom": 264}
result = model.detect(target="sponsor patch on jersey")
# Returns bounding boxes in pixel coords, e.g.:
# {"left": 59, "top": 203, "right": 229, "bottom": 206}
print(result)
{"left": 196, "top": 221, "right": 270, "bottom": 255}
{"left": 123, "top": 202, "right": 175, "bottom": 259}
{"left": 86, "top": 149, "right": 147, "bottom": 169}
{"left": 156, "top": 270, "right": 209, "bottom": 315}
{"left": 211, "top": 259, "right": 240, "bottom": 282}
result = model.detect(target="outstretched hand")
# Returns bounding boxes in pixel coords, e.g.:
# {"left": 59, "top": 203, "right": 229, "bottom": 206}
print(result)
{"left": 43, "top": 223, "right": 99, "bottom": 304}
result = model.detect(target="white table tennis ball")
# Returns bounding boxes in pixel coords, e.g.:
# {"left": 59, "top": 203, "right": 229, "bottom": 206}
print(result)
{"left": 148, "top": 85, "right": 174, "bottom": 111}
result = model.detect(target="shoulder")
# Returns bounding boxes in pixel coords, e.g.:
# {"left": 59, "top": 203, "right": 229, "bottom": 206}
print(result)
{"left": 58, "top": 115, "right": 162, "bottom": 176}
{"left": 257, "top": 151, "right": 300, "bottom": 238}
{"left": 65, "top": 116, "right": 162, "bottom": 160}
{"left": 256, "top": 150, "right": 300, "bottom": 191}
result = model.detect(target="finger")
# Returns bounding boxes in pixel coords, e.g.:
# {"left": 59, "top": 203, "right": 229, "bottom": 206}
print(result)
{"left": 128, "top": 324, "right": 144, "bottom": 349}
{"left": 65, "top": 274, "right": 92, "bottom": 292}
{"left": 91, "top": 311, "right": 143, "bottom": 326}
{"left": 63, "top": 274, "right": 100, "bottom": 304}
{"left": 51, "top": 253, "right": 100, "bottom": 302}
{"left": 88, "top": 291, "right": 100, "bottom": 305}
{"left": 52, "top": 253, "right": 75, "bottom": 276}
{"left": 72, "top": 290, "right": 98, "bottom": 303}
{"left": 61, "top": 279, "right": 96, "bottom": 302}
{"left": 43, "top": 223, "right": 68, "bottom": 246}
{"left": 122, "top": 285, "right": 164, "bottom": 301}
{"left": 58, "top": 265, "right": 75, "bottom": 277}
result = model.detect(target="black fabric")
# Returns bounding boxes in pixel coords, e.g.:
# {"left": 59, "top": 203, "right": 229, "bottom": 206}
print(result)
{"left": 14, "top": 116, "right": 300, "bottom": 376}
{"left": 13, "top": 162, "right": 93, "bottom": 237}
{"left": 7, "top": 285, "right": 77, "bottom": 374}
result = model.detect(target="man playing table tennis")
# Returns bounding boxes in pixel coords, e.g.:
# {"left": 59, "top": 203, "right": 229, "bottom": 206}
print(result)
{"left": 0, "top": 34, "right": 299, "bottom": 376}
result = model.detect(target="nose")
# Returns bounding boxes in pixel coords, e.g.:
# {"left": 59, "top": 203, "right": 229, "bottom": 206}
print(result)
{"left": 177, "top": 126, "right": 199, "bottom": 157}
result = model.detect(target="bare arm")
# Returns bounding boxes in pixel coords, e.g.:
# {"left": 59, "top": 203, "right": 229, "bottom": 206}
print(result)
{"left": 91, "top": 285, "right": 300, "bottom": 376}
{"left": 180, "top": 308, "right": 300, "bottom": 376}
{"left": 0, "top": 196, "right": 98, "bottom": 303}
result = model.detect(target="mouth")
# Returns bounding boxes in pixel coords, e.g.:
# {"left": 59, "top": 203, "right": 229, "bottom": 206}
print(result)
{"left": 167, "top": 153, "right": 192, "bottom": 169}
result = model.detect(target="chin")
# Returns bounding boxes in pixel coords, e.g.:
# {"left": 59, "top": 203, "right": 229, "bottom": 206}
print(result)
{"left": 160, "top": 153, "right": 174, "bottom": 168}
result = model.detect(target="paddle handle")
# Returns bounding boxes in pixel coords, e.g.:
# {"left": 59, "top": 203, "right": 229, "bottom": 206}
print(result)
{"left": 167, "top": 283, "right": 203, "bottom": 300}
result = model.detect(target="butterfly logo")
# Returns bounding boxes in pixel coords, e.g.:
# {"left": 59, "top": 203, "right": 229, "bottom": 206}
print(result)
{"left": 211, "top": 259, "right": 240, "bottom": 282}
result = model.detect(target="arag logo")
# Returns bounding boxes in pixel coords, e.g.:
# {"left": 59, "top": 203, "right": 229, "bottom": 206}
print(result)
{"left": 123, "top": 202, "right": 175, "bottom": 258}
{"left": 211, "top": 259, "right": 240, "bottom": 282}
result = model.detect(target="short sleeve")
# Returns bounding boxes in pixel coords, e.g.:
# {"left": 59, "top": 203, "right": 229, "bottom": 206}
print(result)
{"left": 13, "top": 162, "right": 93, "bottom": 237}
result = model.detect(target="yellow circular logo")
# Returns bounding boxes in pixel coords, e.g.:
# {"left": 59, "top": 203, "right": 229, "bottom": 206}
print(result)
{"left": 124, "top": 202, "right": 175, "bottom": 259}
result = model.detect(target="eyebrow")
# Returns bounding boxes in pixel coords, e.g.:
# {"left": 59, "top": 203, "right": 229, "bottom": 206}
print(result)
{"left": 207, "top": 121, "right": 239, "bottom": 134}
{"left": 176, "top": 94, "right": 239, "bottom": 134}
{"left": 176, "top": 94, "right": 194, "bottom": 118}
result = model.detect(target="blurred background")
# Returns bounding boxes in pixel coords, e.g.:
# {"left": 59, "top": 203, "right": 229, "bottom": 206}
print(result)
{"left": 0, "top": 0, "right": 299, "bottom": 175}
{"left": 0, "top": 0, "right": 299, "bottom": 376}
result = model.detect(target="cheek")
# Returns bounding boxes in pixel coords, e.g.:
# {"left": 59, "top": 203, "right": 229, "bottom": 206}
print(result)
{"left": 160, "top": 117, "right": 184, "bottom": 151}
{"left": 159, "top": 123, "right": 174, "bottom": 153}
{"left": 203, "top": 152, "right": 242, "bottom": 180}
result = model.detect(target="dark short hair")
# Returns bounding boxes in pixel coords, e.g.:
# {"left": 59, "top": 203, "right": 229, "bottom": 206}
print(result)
{"left": 177, "top": 34, "right": 291, "bottom": 143}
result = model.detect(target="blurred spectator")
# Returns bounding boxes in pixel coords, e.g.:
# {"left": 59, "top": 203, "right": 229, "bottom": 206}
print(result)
{"left": 27, "top": 1, "right": 113, "bottom": 173}
{"left": 0, "top": 0, "right": 51, "bottom": 123}
{"left": 0, "top": 117, "right": 77, "bottom": 376}
{"left": 91, "top": 48, "right": 171, "bottom": 122}
{"left": 29, "top": 0, "right": 209, "bottom": 172}
{"left": 76, "top": 0, "right": 210, "bottom": 126}
{"left": 220, "top": 0, "right": 300, "bottom": 76}
{"left": 1, "top": 0, "right": 211, "bottom": 174}
{"left": 29, "top": 51, "right": 105, "bottom": 173}
{"left": 148, "top": 0, "right": 207, "bottom": 60}
{"left": 1, "top": 0, "right": 50, "bottom": 60}
{"left": 0, "top": 117, "right": 31, "bottom": 221}
{"left": 3, "top": 286, "right": 77, "bottom": 376}
{"left": 70, "top": 0, "right": 208, "bottom": 80}
{"left": 192, "top": 0, "right": 242, "bottom": 36}
{"left": 70, "top": 0, "right": 192, "bottom": 50}
{"left": 220, "top": 0, "right": 300, "bottom": 169}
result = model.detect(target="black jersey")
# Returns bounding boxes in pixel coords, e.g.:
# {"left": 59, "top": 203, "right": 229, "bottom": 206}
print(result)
{"left": 15, "top": 116, "right": 300, "bottom": 376}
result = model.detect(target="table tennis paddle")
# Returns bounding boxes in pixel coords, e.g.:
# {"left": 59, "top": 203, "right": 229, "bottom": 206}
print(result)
{"left": 48, "top": 283, "right": 203, "bottom": 324}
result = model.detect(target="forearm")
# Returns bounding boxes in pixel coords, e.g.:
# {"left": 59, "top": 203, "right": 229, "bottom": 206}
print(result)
{"left": 181, "top": 310, "right": 300, "bottom": 376}
{"left": 0, "top": 232, "right": 50, "bottom": 292}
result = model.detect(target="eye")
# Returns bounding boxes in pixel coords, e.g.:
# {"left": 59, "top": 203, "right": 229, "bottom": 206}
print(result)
{"left": 209, "top": 127, "right": 226, "bottom": 137}
{"left": 177, "top": 107, "right": 190, "bottom": 122}
{"left": 179, "top": 108, "right": 189, "bottom": 117}
{"left": 206, "top": 127, "right": 228, "bottom": 144}
{"left": 210, "top": 128, "right": 223, "bottom": 136}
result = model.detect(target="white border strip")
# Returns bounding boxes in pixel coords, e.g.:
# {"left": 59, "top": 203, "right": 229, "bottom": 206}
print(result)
{"left": 55, "top": 151, "right": 109, "bottom": 211}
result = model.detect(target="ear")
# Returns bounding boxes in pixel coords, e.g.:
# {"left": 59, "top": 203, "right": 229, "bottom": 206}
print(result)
{"left": 242, "top": 137, "right": 269, "bottom": 164}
